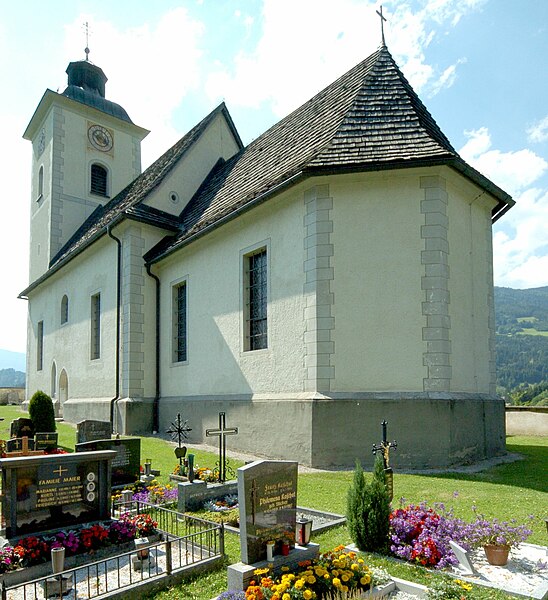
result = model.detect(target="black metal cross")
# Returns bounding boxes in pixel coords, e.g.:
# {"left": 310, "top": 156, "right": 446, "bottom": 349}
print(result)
{"left": 372, "top": 420, "right": 397, "bottom": 469}
{"left": 166, "top": 413, "right": 192, "bottom": 465}
{"left": 83, "top": 21, "right": 91, "bottom": 61}
{"left": 376, "top": 5, "right": 387, "bottom": 46}
{"left": 206, "top": 412, "right": 238, "bottom": 483}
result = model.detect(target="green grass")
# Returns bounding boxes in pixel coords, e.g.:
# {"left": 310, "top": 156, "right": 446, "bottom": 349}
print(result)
{"left": 1, "top": 405, "right": 546, "bottom": 600}
{"left": 519, "top": 327, "right": 548, "bottom": 337}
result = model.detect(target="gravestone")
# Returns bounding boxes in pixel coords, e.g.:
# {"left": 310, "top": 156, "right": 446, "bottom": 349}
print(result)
{"left": 76, "top": 419, "right": 112, "bottom": 444}
{"left": 35, "top": 432, "right": 59, "bottom": 452}
{"left": 0, "top": 450, "right": 115, "bottom": 538}
{"left": 449, "top": 541, "right": 478, "bottom": 576}
{"left": 76, "top": 438, "right": 140, "bottom": 487}
{"left": 10, "top": 418, "right": 35, "bottom": 439}
{"left": 6, "top": 437, "right": 36, "bottom": 453}
{"left": 238, "top": 460, "right": 298, "bottom": 564}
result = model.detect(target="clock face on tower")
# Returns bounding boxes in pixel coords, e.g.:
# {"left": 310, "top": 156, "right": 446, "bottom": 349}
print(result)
{"left": 88, "top": 124, "right": 114, "bottom": 152}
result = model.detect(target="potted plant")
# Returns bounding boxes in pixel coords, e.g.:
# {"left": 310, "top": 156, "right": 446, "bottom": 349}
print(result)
{"left": 465, "top": 509, "right": 533, "bottom": 565}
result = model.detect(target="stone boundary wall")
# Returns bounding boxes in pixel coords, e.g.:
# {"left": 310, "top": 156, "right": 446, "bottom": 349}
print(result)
{"left": 505, "top": 405, "right": 548, "bottom": 437}
{"left": 0, "top": 387, "right": 25, "bottom": 405}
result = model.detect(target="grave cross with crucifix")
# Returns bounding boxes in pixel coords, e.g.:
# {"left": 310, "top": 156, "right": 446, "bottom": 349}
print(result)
{"left": 205, "top": 412, "right": 238, "bottom": 483}
{"left": 372, "top": 420, "right": 397, "bottom": 501}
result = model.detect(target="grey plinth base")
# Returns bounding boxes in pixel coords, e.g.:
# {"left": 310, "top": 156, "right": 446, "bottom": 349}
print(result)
{"left": 227, "top": 543, "right": 320, "bottom": 591}
{"left": 43, "top": 575, "right": 73, "bottom": 598}
{"left": 177, "top": 479, "right": 237, "bottom": 512}
{"left": 132, "top": 555, "right": 155, "bottom": 571}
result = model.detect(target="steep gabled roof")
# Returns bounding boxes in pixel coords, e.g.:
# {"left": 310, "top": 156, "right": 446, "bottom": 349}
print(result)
{"left": 145, "top": 46, "right": 512, "bottom": 264}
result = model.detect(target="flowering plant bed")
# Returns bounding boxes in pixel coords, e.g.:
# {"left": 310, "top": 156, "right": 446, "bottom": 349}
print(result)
{"left": 243, "top": 545, "right": 391, "bottom": 599}
{"left": 465, "top": 507, "right": 533, "bottom": 549}
{"left": 0, "top": 513, "right": 157, "bottom": 575}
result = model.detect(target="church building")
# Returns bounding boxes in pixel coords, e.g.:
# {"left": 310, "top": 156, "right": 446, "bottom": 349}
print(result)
{"left": 20, "top": 42, "right": 514, "bottom": 468}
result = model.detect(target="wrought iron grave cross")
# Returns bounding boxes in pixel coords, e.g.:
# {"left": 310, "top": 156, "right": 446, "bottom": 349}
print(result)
{"left": 372, "top": 420, "right": 397, "bottom": 501}
{"left": 166, "top": 413, "right": 192, "bottom": 466}
{"left": 205, "top": 412, "right": 238, "bottom": 483}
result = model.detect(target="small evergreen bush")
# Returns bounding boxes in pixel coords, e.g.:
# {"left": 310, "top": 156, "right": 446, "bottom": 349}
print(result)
{"left": 347, "top": 454, "right": 391, "bottom": 553}
{"left": 28, "top": 390, "right": 56, "bottom": 433}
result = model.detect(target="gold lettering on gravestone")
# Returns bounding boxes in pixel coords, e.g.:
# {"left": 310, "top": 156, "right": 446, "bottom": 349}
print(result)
{"left": 36, "top": 484, "right": 83, "bottom": 508}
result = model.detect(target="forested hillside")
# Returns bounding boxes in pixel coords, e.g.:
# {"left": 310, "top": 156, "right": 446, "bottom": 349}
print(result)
{"left": 494, "top": 286, "right": 548, "bottom": 404}
{"left": 0, "top": 368, "right": 25, "bottom": 387}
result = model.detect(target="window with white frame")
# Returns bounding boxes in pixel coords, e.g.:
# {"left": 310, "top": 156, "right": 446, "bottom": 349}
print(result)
{"left": 90, "top": 163, "right": 108, "bottom": 197}
{"left": 172, "top": 281, "right": 187, "bottom": 363}
{"left": 90, "top": 293, "right": 101, "bottom": 360}
{"left": 244, "top": 247, "right": 268, "bottom": 351}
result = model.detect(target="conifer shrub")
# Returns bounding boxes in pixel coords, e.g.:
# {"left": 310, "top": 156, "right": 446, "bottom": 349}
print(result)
{"left": 347, "top": 454, "right": 391, "bottom": 553}
{"left": 28, "top": 390, "right": 56, "bottom": 433}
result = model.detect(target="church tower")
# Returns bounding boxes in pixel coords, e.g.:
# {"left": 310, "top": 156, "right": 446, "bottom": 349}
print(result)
{"left": 23, "top": 57, "right": 149, "bottom": 282}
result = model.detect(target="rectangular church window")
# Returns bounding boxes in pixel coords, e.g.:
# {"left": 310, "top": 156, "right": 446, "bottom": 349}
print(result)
{"left": 173, "top": 281, "right": 187, "bottom": 363}
{"left": 91, "top": 293, "right": 101, "bottom": 360}
{"left": 245, "top": 247, "right": 268, "bottom": 351}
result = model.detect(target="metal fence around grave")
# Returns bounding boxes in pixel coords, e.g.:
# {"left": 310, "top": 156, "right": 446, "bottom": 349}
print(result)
{"left": 2, "top": 505, "right": 224, "bottom": 600}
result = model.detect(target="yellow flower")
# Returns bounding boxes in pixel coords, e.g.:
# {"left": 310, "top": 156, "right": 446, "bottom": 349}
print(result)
{"left": 294, "top": 580, "right": 304, "bottom": 590}
{"left": 341, "top": 574, "right": 350, "bottom": 582}
{"left": 303, "top": 591, "right": 313, "bottom": 600}
{"left": 324, "top": 574, "right": 330, "bottom": 580}
{"left": 358, "top": 558, "right": 364, "bottom": 564}
{"left": 332, "top": 570, "right": 339, "bottom": 576}
{"left": 351, "top": 563, "right": 359, "bottom": 571}
{"left": 254, "top": 567, "right": 270, "bottom": 576}
{"left": 281, "top": 566, "right": 290, "bottom": 572}
{"left": 456, "top": 579, "right": 473, "bottom": 591}
{"left": 332, "top": 578, "right": 341, "bottom": 587}
{"left": 282, "top": 595, "right": 290, "bottom": 600}
{"left": 342, "top": 585, "right": 349, "bottom": 593}
{"left": 307, "top": 576, "right": 316, "bottom": 584}
{"left": 360, "top": 575, "right": 371, "bottom": 585}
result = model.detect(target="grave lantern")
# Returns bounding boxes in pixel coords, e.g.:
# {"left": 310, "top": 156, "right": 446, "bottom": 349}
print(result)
{"left": 296, "top": 517, "right": 313, "bottom": 545}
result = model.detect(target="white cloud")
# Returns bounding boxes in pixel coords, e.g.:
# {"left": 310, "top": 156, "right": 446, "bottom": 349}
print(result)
{"left": 204, "top": 0, "right": 484, "bottom": 120}
{"left": 460, "top": 127, "right": 548, "bottom": 196}
{"left": 493, "top": 188, "right": 548, "bottom": 288}
{"left": 527, "top": 115, "right": 548, "bottom": 143}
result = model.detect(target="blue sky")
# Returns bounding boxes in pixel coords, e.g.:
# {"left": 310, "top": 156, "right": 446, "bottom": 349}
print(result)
{"left": 1, "top": 0, "right": 547, "bottom": 353}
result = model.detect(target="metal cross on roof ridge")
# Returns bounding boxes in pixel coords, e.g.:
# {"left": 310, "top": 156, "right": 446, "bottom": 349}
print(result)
{"left": 376, "top": 5, "right": 387, "bottom": 47}
{"left": 83, "top": 21, "right": 91, "bottom": 61}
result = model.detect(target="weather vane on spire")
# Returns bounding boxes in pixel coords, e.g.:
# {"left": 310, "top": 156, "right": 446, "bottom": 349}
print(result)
{"left": 83, "top": 21, "right": 91, "bottom": 61}
{"left": 376, "top": 5, "right": 387, "bottom": 47}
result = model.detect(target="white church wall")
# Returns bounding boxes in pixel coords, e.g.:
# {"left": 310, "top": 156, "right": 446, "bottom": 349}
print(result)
{"left": 25, "top": 236, "right": 118, "bottom": 411}
{"left": 157, "top": 184, "right": 307, "bottom": 398}
{"left": 330, "top": 170, "right": 427, "bottom": 392}
{"left": 61, "top": 108, "right": 141, "bottom": 204}
{"left": 143, "top": 112, "right": 241, "bottom": 216}
{"left": 29, "top": 111, "right": 54, "bottom": 282}
{"left": 445, "top": 171, "right": 497, "bottom": 394}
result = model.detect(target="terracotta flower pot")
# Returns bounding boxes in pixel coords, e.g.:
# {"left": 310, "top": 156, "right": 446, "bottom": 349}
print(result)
{"left": 483, "top": 544, "right": 510, "bottom": 566}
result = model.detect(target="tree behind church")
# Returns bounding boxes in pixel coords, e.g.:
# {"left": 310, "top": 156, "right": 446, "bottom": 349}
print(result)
{"left": 29, "top": 390, "right": 56, "bottom": 433}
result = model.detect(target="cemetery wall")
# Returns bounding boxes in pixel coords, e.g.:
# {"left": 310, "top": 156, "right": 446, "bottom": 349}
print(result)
{"left": 506, "top": 405, "right": 548, "bottom": 436}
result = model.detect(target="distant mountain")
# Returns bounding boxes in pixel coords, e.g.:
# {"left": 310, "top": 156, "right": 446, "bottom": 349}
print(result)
{"left": 494, "top": 286, "right": 548, "bottom": 397}
{"left": 0, "top": 368, "right": 25, "bottom": 387}
{"left": 0, "top": 349, "right": 26, "bottom": 372}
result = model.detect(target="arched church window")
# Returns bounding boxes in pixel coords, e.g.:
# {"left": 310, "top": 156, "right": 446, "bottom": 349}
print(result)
{"left": 38, "top": 166, "right": 44, "bottom": 200}
{"left": 51, "top": 362, "right": 57, "bottom": 398}
{"left": 90, "top": 163, "right": 108, "bottom": 197}
{"left": 61, "top": 294, "right": 69, "bottom": 324}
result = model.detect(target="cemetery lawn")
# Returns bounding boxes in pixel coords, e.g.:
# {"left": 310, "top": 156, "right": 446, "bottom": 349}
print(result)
{"left": 1, "top": 407, "right": 545, "bottom": 600}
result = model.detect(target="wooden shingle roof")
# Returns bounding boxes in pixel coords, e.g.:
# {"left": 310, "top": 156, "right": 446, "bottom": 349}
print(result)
{"left": 146, "top": 45, "right": 511, "bottom": 263}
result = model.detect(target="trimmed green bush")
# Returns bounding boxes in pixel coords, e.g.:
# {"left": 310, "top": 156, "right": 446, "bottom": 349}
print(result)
{"left": 28, "top": 390, "right": 56, "bottom": 433}
{"left": 347, "top": 454, "right": 391, "bottom": 553}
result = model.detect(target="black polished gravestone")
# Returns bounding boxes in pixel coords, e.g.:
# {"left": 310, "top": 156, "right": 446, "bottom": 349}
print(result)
{"left": 76, "top": 420, "right": 112, "bottom": 444}
{"left": 35, "top": 432, "right": 59, "bottom": 452}
{"left": 0, "top": 450, "right": 115, "bottom": 538}
{"left": 75, "top": 438, "right": 140, "bottom": 487}
{"left": 238, "top": 460, "right": 298, "bottom": 564}
{"left": 10, "top": 418, "right": 35, "bottom": 439}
